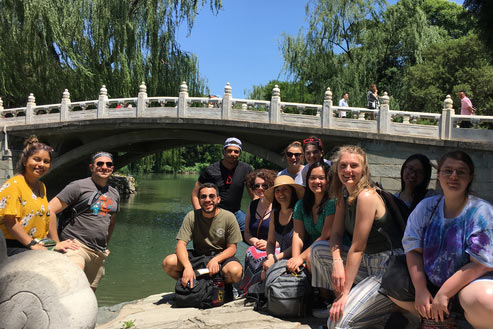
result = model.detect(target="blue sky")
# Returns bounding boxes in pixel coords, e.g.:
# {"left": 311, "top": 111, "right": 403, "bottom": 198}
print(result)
{"left": 177, "top": 0, "right": 464, "bottom": 98}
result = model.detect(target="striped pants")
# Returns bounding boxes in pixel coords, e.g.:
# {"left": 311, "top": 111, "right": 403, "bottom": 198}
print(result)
{"left": 311, "top": 240, "right": 400, "bottom": 329}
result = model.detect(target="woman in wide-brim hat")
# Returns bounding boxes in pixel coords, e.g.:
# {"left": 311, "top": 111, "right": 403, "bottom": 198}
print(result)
{"left": 261, "top": 175, "right": 304, "bottom": 280}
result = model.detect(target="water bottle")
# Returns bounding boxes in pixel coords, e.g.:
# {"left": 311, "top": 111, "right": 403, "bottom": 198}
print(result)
{"left": 211, "top": 275, "right": 225, "bottom": 307}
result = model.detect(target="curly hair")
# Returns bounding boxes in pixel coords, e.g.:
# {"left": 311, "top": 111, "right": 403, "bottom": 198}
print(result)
{"left": 15, "top": 135, "right": 54, "bottom": 175}
{"left": 329, "top": 145, "right": 373, "bottom": 204}
{"left": 246, "top": 169, "right": 277, "bottom": 190}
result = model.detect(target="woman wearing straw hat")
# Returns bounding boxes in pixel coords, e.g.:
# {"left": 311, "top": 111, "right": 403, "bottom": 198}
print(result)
{"left": 261, "top": 175, "right": 304, "bottom": 280}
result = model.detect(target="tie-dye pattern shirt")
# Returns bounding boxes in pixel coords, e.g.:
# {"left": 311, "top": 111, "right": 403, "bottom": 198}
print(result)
{"left": 403, "top": 195, "right": 493, "bottom": 287}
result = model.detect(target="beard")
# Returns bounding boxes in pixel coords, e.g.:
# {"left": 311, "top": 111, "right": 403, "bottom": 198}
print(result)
{"left": 201, "top": 203, "right": 219, "bottom": 214}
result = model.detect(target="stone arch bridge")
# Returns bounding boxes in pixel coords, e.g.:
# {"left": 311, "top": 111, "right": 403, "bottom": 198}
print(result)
{"left": 1, "top": 82, "right": 492, "bottom": 201}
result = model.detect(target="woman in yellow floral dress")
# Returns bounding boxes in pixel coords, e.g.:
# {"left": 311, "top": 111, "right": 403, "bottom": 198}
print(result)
{"left": 0, "top": 136, "right": 74, "bottom": 256}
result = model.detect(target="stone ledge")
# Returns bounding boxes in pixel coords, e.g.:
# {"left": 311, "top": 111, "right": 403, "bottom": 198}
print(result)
{"left": 96, "top": 292, "right": 325, "bottom": 329}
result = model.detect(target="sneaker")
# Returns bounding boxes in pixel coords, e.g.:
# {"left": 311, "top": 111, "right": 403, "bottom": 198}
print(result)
{"left": 312, "top": 304, "right": 332, "bottom": 319}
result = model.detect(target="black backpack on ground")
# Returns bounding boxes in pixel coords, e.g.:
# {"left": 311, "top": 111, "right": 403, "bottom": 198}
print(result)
{"left": 174, "top": 254, "right": 215, "bottom": 309}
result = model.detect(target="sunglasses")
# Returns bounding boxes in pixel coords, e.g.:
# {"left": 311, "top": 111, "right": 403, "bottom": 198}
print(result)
{"left": 96, "top": 161, "right": 114, "bottom": 168}
{"left": 253, "top": 183, "right": 269, "bottom": 190}
{"left": 286, "top": 152, "right": 302, "bottom": 158}
{"left": 303, "top": 137, "right": 321, "bottom": 144}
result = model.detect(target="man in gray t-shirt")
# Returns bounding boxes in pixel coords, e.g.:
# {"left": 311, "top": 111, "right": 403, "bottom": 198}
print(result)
{"left": 49, "top": 151, "right": 119, "bottom": 290}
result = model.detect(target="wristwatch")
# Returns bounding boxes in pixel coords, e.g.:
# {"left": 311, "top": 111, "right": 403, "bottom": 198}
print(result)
{"left": 26, "top": 240, "right": 38, "bottom": 249}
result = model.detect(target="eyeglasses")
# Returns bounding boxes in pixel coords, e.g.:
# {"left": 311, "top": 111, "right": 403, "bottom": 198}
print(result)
{"left": 439, "top": 168, "right": 469, "bottom": 178}
{"left": 96, "top": 161, "right": 114, "bottom": 168}
{"left": 303, "top": 137, "right": 321, "bottom": 144}
{"left": 253, "top": 183, "right": 268, "bottom": 190}
{"left": 286, "top": 152, "right": 302, "bottom": 158}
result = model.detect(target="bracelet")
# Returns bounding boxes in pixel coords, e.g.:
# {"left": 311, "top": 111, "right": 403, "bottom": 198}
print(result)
{"left": 273, "top": 254, "right": 278, "bottom": 263}
{"left": 333, "top": 258, "right": 343, "bottom": 262}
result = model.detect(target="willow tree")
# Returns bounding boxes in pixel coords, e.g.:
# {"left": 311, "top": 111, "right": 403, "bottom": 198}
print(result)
{"left": 280, "top": 0, "right": 387, "bottom": 105}
{"left": 279, "top": 0, "right": 469, "bottom": 109}
{"left": 0, "top": 0, "right": 221, "bottom": 107}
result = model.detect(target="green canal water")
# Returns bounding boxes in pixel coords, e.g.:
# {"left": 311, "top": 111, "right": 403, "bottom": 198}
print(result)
{"left": 95, "top": 173, "right": 249, "bottom": 306}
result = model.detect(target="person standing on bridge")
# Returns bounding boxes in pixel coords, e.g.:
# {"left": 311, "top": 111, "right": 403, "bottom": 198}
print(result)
{"left": 48, "top": 151, "right": 120, "bottom": 291}
{"left": 191, "top": 137, "right": 253, "bottom": 235}
{"left": 338, "top": 92, "right": 349, "bottom": 118}
{"left": 459, "top": 91, "right": 475, "bottom": 128}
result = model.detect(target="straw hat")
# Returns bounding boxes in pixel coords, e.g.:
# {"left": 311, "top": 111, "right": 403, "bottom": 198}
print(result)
{"left": 264, "top": 175, "right": 305, "bottom": 203}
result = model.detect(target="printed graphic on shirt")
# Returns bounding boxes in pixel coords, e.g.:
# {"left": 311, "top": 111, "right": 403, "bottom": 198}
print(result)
{"left": 91, "top": 194, "right": 116, "bottom": 216}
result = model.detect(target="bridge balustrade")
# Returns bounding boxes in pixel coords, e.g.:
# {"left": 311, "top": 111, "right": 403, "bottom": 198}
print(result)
{"left": 0, "top": 82, "right": 492, "bottom": 144}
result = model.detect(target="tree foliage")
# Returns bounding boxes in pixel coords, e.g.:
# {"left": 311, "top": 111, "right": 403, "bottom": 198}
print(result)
{"left": 404, "top": 34, "right": 493, "bottom": 115}
{"left": 277, "top": 0, "right": 487, "bottom": 113}
{"left": 464, "top": 0, "right": 493, "bottom": 54}
{"left": 0, "top": 0, "right": 221, "bottom": 107}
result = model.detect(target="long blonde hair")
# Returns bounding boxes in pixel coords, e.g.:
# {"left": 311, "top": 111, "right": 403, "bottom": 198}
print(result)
{"left": 329, "top": 145, "right": 374, "bottom": 204}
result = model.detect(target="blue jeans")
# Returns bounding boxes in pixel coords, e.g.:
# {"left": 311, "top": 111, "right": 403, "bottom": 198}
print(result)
{"left": 234, "top": 210, "right": 246, "bottom": 232}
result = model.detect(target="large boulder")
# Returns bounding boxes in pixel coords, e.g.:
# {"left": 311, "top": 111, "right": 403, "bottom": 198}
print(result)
{"left": 0, "top": 236, "right": 97, "bottom": 329}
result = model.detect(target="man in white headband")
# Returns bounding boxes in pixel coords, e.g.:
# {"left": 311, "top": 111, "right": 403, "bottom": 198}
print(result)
{"left": 191, "top": 137, "right": 253, "bottom": 236}
{"left": 48, "top": 151, "right": 119, "bottom": 291}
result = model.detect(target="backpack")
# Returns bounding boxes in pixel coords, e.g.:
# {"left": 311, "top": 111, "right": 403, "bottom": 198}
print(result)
{"left": 263, "top": 259, "right": 311, "bottom": 318}
{"left": 375, "top": 188, "right": 411, "bottom": 237}
{"left": 174, "top": 254, "right": 215, "bottom": 309}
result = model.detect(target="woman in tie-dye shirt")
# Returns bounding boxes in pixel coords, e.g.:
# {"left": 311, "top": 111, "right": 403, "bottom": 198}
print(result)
{"left": 396, "top": 151, "right": 493, "bottom": 328}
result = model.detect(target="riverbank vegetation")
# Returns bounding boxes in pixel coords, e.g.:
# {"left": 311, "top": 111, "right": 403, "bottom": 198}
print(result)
{"left": 118, "top": 144, "right": 281, "bottom": 175}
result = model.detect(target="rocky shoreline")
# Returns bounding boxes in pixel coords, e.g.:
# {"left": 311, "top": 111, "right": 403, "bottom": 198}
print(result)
{"left": 96, "top": 292, "right": 325, "bottom": 329}
{"left": 108, "top": 173, "right": 137, "bottom": 197}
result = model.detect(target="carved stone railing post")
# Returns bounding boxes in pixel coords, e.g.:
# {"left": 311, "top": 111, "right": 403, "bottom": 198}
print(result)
{"left": 269, "top": 84, "right": 281, "bottom": 124}
{"left": 440, "top": 95, "right": 454, "bottom": 140}
{"left": 378, "top": 92, "right": 390, "bottom": 134}
{"left": 322, "top": 87, "right": 333, "bottom": 129}
{"left": 60, "top": 89, "right": 71, "bottom": 121}
{"left": 97, "top": 85, "right": 108, "bottom": 118}
{"left": 25, "top": 94, "right": 35, "bottom": 124}
{"left": 221, "top": 83, "right": 232, "bottom": 120}
{"left": 137, "top": 82, "right": 147, "bottom": 117}
{"left": 0, "top": 97, "right": 3, "bottom": 121}
{"left": 178, "top": 81, "right": 188, "bottom": 118}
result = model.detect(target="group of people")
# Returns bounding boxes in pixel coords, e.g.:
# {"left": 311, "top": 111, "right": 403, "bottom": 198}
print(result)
{"left": 0, "top": 136, "right": 119, "bottom": 291}
{"left": 162, "top": 136, "right": 493, "bottom": 329}
{"left": 2, "top": 134, "right": 492, "bottom": 329}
